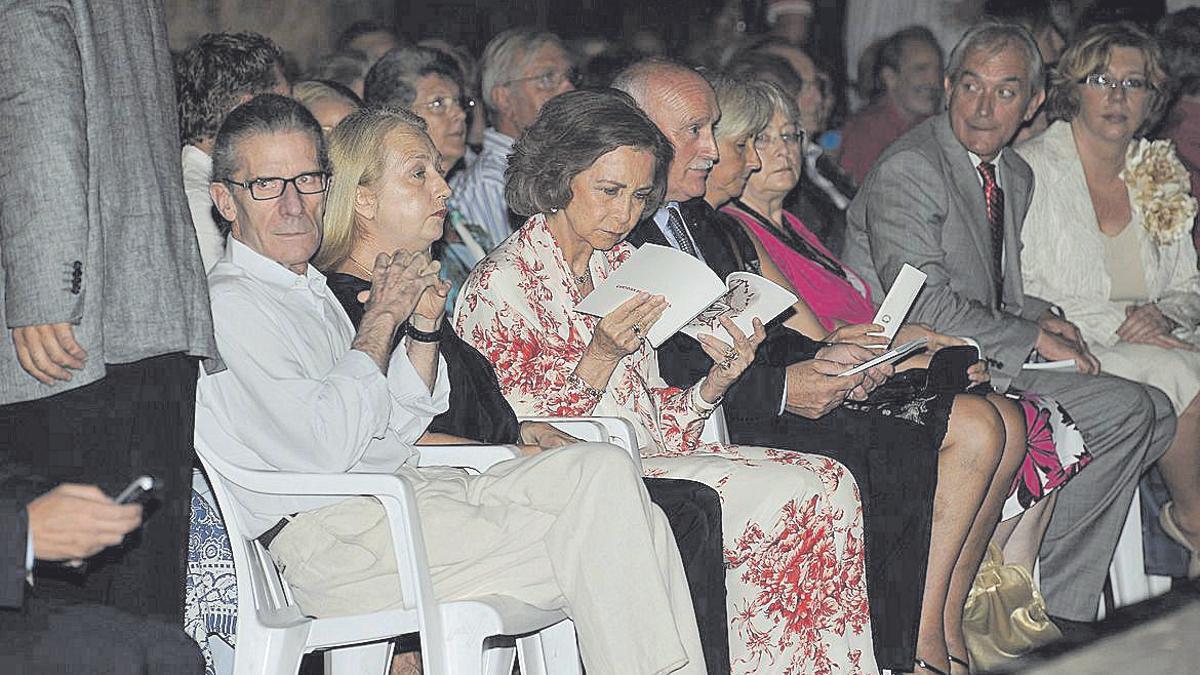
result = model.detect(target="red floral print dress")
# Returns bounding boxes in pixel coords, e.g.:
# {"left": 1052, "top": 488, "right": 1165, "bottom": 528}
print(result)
{"left": 454, "top": 214, "right": 878, "bottom": 675}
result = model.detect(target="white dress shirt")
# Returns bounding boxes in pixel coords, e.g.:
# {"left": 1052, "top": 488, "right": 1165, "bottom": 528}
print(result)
{"left": 181, "top": 145, "right": 228, "bottom": 272}
{"left": 195, "top": 238, "right": 450, "bottom": 536}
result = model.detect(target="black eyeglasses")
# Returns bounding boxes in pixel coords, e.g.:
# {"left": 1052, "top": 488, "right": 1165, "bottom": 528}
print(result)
{"left": 502, "top": 67, "right": 580, "bottom": 91}
{"left": 223, "top": 171, "right": 329, "bottom": 200}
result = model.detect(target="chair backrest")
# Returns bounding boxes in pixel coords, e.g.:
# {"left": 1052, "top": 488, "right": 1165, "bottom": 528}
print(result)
{"left": 195, "top": 449, "right": 313, "bottom": 642}
{"left": 700, "top": 404, "right": 730, "bottom": 444}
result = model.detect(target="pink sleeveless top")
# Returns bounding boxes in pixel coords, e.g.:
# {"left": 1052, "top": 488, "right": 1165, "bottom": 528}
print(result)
{"left": 722, "top": 203, "right": 875, "bottom": 332}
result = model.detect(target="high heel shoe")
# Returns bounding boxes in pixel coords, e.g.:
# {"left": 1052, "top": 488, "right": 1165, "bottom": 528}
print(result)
{"left": 948, "top": 653, "right": 970, "bottom": 673}
{"left": 1159, "top": 501, "right": 1200, "bottom": 579}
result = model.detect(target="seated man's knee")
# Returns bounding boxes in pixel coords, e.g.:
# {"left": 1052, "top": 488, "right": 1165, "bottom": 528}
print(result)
{"left": 555, "top": 441, "right": 639, "bottom": 478}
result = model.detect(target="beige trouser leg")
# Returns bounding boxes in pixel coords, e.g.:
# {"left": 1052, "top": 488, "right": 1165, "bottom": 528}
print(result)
{"left": 269, "top": 442, "right": 706, "bottom": 675}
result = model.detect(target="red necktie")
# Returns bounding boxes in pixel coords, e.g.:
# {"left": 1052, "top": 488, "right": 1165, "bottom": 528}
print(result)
{"left": 977, "top": 162, "right": 1005, "bottom": 309}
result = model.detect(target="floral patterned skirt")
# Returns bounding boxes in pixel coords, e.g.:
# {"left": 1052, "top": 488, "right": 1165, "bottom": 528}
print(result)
{"left": 644, "top": 445, "right": 878, "bottom": 675}
{"left": 1002, "top": 389, "right": 1093, "bottom": 521}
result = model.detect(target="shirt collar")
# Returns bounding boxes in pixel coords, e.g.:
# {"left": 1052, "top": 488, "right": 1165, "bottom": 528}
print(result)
{"left": 967, "top": 149, "right": 1005, "bottom": 186}
{"left": 226, "top": 237, "right": 328, "bottom": 298}
{"left": 652, "top": 201, "right": 681, "bottom": 228}
{"left": 482, "top": 128, "right": 516, "bottom": 155}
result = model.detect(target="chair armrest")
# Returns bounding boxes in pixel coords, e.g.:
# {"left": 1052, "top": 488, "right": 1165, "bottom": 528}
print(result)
{"left": 519, "top": 416, "right": 642, "bottom": 471}
{"left": 417, "top": 445, "right": 521, "bottom": 472}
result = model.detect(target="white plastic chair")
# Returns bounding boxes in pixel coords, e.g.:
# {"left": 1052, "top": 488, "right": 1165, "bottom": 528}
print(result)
{"left": 196, "top": 443, "right": 582, "bottom": 675}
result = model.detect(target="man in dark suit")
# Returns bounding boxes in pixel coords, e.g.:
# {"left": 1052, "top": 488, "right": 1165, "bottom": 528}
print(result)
{"left": 0, "top": 0, "right": 216, "bottom": 620}
{"left": 0, "top": 465, "right": 203, "bottom": 673}
{"left": 612, "top": 58, "right": 1019, "bottom": 672}
{"left": 841, "top": 23, "right": 1178, "bottom": 629}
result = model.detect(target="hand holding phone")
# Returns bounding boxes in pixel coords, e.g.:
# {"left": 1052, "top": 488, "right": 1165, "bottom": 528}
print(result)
{"left": 114, "top": 475, "right": 158, "bottom": 505}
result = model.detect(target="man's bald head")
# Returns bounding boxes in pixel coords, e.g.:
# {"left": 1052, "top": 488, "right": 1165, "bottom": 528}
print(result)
{"left": 613, "top": 59, "right": 720, "bottom": 201}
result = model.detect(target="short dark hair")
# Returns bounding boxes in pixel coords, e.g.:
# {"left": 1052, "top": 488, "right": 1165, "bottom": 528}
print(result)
{"left": 726, "top": 51, "right": 805, "bottom": 99}
{"left": 875, "top": 25, "right": 942, "bottom": 93}
{"left": 210, "top": 95, "right": 330, "bottom": 235}
{"left": 363, "top": 45, "right": 465, "bottom": 108}
{"left": 506, "top": 89, "right": 673, "bottom": 220}
{"left": 175, "top": 32, "right": 285, "bottom": 146}
{"left": 1158, "top": 9, "right": 1200, "bottom": 97}
{"left": 336, "top": 20, "right": 399, "bottom": 53}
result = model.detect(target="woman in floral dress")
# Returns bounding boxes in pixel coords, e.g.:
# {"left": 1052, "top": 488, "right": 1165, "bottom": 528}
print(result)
{"left": 456, "top": 89, "right": 877, "bottom": 674}
{"left": 1017, "top": 22, "right": 1200, "bottom": 577}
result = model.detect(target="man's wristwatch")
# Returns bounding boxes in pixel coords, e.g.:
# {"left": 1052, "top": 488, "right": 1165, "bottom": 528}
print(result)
{"left": 406, "top": 322, "right": 442, "bottom": 343}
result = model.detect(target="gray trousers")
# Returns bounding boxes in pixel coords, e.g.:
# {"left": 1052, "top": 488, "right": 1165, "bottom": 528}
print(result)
{"left": 1013, "top": 369, "right": 1177, "bottom": 620}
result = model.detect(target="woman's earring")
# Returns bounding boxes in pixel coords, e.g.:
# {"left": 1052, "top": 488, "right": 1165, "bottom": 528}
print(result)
{"left": 550, "top": 207, "right": 559, "bottom": 213}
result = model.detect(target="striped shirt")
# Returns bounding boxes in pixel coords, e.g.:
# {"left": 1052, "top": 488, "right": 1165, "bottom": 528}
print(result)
{"left": 449, "top": 128, "right": 516, "bottom": 250}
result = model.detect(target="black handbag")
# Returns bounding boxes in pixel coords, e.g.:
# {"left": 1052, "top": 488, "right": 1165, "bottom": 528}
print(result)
{"left": 857, "top": 345, "right": 992, "bottom": 405}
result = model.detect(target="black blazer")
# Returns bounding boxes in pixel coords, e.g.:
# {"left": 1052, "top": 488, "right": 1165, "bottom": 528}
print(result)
{"left": 0, "top": 465, "right": 53, "bottom": 609}
{"left": 625, "top": 200, "right": 823, "bottom": 429}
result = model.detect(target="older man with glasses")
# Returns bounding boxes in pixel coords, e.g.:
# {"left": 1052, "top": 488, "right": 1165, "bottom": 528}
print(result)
{"left": 450, "top": 29, "right": 577, "bottom": 249}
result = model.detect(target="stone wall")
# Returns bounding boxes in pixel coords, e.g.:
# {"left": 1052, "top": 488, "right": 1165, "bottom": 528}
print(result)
{"left": 165, "top": 0, "right": 395, "bottom": 71}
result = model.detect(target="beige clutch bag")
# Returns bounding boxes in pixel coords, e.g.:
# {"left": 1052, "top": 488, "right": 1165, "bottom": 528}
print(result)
{"left": 962, "top": 543, "right": 1062, "bottom": 671}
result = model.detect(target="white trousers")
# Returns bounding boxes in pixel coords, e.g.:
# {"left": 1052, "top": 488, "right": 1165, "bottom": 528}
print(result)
{"left": 268, "top": 442, "right": 706, "bottom": 675}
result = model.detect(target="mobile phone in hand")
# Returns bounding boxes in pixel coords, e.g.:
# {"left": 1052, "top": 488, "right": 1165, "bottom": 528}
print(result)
{"left": 115, "top": 475, "right": 158, "bottom": 505}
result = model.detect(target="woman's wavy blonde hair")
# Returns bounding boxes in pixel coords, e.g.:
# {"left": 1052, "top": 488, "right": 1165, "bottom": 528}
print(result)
{"left": 315, "top": 105, "right": 432, "bottom": 271}
{"left": 1046, "top": 22, "right": 1169, "bottom": 136}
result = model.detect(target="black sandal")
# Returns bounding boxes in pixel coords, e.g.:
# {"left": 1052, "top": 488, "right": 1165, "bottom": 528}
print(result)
{"left": 914, "top": 658, "right": 950, "bottom": 675}
{"left": 949, "top": 654, "right": 970, "bottom": 671}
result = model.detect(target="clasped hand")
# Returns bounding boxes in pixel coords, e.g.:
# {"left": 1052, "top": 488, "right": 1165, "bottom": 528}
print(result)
{"left": 357, "top": 250, "right": 450, "bottom": 328}
{"left": 1117, "top": 303, "right": 1195, "bottom": 351}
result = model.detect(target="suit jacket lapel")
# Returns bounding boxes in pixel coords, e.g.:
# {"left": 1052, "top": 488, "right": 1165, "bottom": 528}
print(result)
{"left": 935, "top": 116, "right": 1001, "bottom": 299}
{"left": 999, "top": 150, "right": 1034, "bottom": 308}
{"left": 627, "top": 213, "right": 671, "bottom": 249}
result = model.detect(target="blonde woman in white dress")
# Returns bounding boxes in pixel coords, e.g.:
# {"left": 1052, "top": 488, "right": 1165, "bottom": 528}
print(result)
{"left": 1018, "top": 22, "right": 1200, "bottom": 577}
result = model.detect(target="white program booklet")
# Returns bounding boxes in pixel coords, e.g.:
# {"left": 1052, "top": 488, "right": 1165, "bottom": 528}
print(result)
{"left": 871, "top": 263, "right": 927, "bottom": 345}
{"left": 575, "top": 243, "right": 799, "bottom": 348}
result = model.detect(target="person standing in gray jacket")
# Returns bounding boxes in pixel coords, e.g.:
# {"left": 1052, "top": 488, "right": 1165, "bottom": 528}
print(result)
{"left": 841, "top": 22, "right": 1177, "bottom": 645}
{"left": 0, "top": 0, "right": 216, "bottom": 621}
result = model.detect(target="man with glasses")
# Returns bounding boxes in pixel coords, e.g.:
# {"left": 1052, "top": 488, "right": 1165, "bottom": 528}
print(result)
{"left": 451, "top": 29, "right": 576, "bottom": 249}
{"left": 842, "top": 22, "right": 1177, "bottom": 636}
{"left": 175, "top": 32, "right": 292, "bottom": 272}
{"left": 198, "top": 95, "right": 709, "bottom": 675}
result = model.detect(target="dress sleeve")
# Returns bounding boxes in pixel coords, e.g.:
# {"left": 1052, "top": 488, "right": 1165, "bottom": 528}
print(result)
{"left": 454, "top": 269, "right": 603, "bottom": 417}
{"left": 1155, "top": 235, "right": 1200, "bottom": 334}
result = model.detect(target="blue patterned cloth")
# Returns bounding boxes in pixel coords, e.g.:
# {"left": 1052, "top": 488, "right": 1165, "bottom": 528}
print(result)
{"left": 185, "top": 469, "right": 238, "bottom": 675}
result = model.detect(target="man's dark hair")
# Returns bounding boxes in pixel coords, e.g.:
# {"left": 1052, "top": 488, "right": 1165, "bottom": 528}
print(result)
{"left": 336, "top": 20, "right": 399, "bottom": 53}
{"left": 506, "top": 89, "right": 673, "bottom": 220}
{"left": 725, "top": 51, "right": 806, "bottom": 99}
{"left": 363, "top": 45, "right": 465, "bottom": 108}
{"left": 874, "top": 25, "right": 942, "bottom": 94}
{"left": 210, "top": 94, "right": 330, "bottom": 235}
{"left": 175, "top": 32, "right": 285, "bottom": 146}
